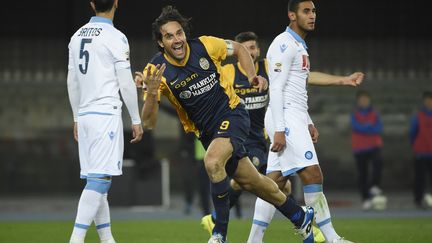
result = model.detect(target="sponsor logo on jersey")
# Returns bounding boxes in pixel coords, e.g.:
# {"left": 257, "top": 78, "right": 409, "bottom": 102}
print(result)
{"left": 199, "top": 57, "right": 210, "bottom": 70}
{"left": 174, "top": 73, "right": 198, "bottom": 89}
{"left": 285, "top": 127, "right": 290, "bottom": 136}
{"left": 188, "top": 73, "right": 218, "bottom": 96}
{"left": 243, "top": 94, "right": 269, "bottom": 110}
{"left": 235, "top": 87, "right": 259, "bottom": 95}
{"left": 217, "top": 192, "right": 229, "bottom": 198}
{"left": 274, "top": 62, "right": 282, "bottom": 72}
{"left": 305, "top": 151, "right": 313, "bottom": 160}
{"left": 109, "top": 131, "right": 115, "bottom": 140}
{"left": 280, "top": 44, "right": 288, "bottom": 53}
{"left": 179, "top": 90, "right": 192, "bottom": 99}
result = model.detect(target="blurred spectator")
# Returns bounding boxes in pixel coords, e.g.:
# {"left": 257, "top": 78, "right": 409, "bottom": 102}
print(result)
{"left": 410, "top": 91, "right": 432, "bottom": 209}
{"left": 351, "top": 90, "right": 386, "bottom": 210}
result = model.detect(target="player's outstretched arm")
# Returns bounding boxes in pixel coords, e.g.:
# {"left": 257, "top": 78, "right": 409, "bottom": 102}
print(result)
{"left": 67, "top": 66, "right": 80, "bottom": 142}
{"left": 137, "top": 64, "right": 166, "bottom": 130}
{"left": 308, "top": 71, "right": 364, "bottom": 86}
{"left": 230, "top": 40, "right": 268, "bottom": 92}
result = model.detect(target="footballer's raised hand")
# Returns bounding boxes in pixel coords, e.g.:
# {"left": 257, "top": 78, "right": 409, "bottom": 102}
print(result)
{"left": 144, "top": 64, "right": 166, "bottom": 95}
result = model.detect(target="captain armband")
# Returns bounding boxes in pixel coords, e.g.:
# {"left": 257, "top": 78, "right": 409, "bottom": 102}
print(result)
{"left": 225, "top": 40, "right": 234, "bottom": 56}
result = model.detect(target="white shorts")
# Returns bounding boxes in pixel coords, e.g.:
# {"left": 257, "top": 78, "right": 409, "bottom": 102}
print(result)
{"left": 77, "top": 112, "right": 124, "bottom": 178}
{"left": 265, "top": 108, "right": 319, "bottom": 176}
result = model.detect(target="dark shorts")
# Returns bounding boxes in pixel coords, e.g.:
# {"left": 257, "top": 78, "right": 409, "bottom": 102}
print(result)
{"left": 245, "top": 144, "right": 268, "bottom": 175}
{"left": 200, "top": 105, "right": 250, "bottom": 176}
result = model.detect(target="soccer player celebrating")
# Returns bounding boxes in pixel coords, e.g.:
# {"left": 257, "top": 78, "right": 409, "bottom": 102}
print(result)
{"left": 136, "top": 5, "right": 316, "bottom": 243}
{"left": 202, "top": 31, "right": 326, "bottom": 241}
{"left": 67, "top": 0, "right": 143, "bottom": 242}
{"left": 248, "top": 1, "right": 365, "bottom": 243}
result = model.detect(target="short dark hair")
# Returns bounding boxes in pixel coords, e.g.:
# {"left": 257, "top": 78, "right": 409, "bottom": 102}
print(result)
{"left": 235, "top": 31, "right": 258, "bottom": 43}
{"left": 152, "top": 5, "right": 191, "bottom": 52}
{"left": 423, "top": 91, "right": 432, "bottom": 99}
{"left": 356, "top": 90, "right": 370, "bottom": 99}
{"left": 288, "top": 0, "right": 311, "bottom": 12}
{"left": 91, "top": 0, "right": 115, "bottom": 13}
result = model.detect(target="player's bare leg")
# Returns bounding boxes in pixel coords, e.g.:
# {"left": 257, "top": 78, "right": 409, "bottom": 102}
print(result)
{"left": 203, "top": 137, "right": 234, "bottom": 242}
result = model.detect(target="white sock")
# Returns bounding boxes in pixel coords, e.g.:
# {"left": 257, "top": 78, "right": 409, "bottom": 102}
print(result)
{"left": 71, "top": 189, "right": 104, "bottom": 241}
{"left": 247, "top": 197, "right": 277, "bottom": 243}
{"left": 303, "top": 184, "right": 340, "bottom": 242}
{"left": 95, "top": 193, "right": 115, "bottom": 241}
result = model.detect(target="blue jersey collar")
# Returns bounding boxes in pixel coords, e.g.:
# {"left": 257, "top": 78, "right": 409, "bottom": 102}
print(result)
{"left": 286, "top": 27, "right": 307, "bottom": 49}
{"left": 90, "top": 16, "right": 113, "bottom": 26}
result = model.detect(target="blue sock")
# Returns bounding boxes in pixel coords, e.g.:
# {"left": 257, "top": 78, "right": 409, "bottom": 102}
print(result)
{"left": 228, "top": 187, "right": 243, "bottom": 209}
{"left": 275, "top": 195, "right": 305, "bottom": 227}
{"left": 211, "top": 176, "right": 230, "bottom": 239}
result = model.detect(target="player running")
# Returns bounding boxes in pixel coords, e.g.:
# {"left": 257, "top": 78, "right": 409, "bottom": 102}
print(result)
{"left": 247, "top": 1, "right": 364, "bottom": 243}
{"left": 202, "top": 30, "right": 360, "bottom": 243}
{"left": 135, "top": 5, "right": 316, "bottom": 243}
{"left": 67, "top": 0, "right": 143, "bottom": 242}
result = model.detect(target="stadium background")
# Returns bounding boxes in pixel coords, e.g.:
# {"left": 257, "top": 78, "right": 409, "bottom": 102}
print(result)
{"left": 0, "top": 0, "right": 430, "bottom": 207}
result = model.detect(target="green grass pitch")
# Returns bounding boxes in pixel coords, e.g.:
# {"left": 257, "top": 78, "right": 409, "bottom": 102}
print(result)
{"left": 0, "top": 218, "right": 431, "bottom": 242}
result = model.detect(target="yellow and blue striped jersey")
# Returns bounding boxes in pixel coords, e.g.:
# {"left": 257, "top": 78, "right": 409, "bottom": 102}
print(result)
{"left": 221, "top": 59, "right": 269, "bottom": 147}
{"left": 143, "top": 36, "right": 240, "bottom": 137}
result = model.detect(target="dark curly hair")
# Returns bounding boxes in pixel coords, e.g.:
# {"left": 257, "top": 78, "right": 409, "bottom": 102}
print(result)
{"left": 288, "top": 0, "right": 312, "bottom": 13}
{"left": 91, "top": 0, "right": 115, "bottom": 13}
{"left": 234, "top": 31, "right": 258, "bottom": 44}
{"left": 152, "top": 5, "right": 191, "bottom": 52}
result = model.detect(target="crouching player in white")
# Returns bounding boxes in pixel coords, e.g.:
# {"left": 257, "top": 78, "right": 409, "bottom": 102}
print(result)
{"left": 247, "top": 1, "right": 364, "bottom": 243}
{"left": 67, "top": 0, "right": 143, "bottom": 242}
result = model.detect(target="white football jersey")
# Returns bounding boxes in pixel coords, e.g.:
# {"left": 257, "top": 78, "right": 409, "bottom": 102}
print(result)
{"left": 266, "top": 27, "right": 311, "bottom": 131}
{"left": 68, "top": 16, "right": 131, "bottom": 114}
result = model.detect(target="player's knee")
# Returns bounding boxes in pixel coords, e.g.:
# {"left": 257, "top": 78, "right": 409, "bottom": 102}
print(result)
{"left": 204, "top": 153, "right": 224, "bottom": 172}
{"left": 301, "top": 166, "right": 324, "bottom": 184}
{"left": 85, "top": 177, "right": 112, "bottom": 194}
{"left": 308, "top": 172, "right": 323, "bottom": 184}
